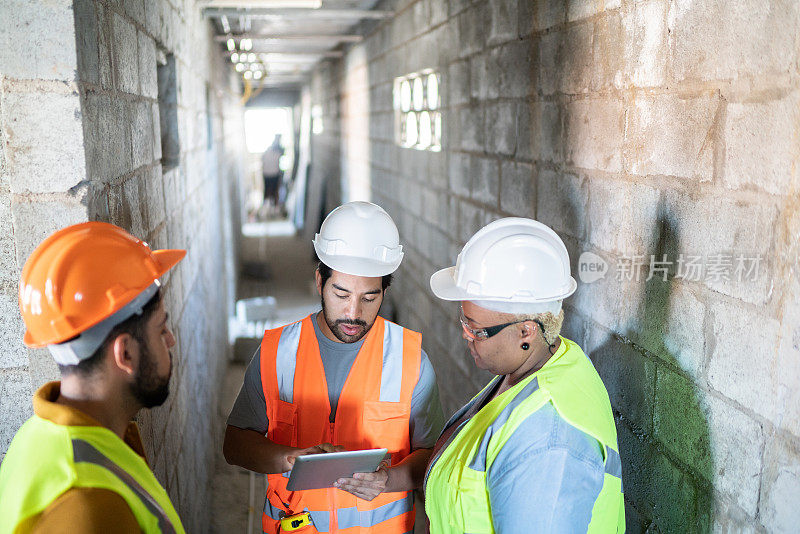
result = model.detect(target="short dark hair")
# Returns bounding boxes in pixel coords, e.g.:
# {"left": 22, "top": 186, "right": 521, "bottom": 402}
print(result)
{"left": 317, "top": 262, "right": 392, "bottom": 291}
{"left": 58, "top": 289, "right": 162, "bottom": 377}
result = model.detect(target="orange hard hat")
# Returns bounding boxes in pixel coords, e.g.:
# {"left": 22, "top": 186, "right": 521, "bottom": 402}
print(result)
{"left": 19, "top": 222, "right": 186, "bottom": 348}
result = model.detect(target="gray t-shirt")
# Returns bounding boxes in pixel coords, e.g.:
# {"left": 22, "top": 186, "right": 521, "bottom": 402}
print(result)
{"left": 227, "top": 313, "right": 445, "bottom": 449}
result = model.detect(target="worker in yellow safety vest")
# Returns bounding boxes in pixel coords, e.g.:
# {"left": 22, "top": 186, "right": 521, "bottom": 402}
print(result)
{"left": 425, "top": 217, "right": 626, "bottom": 533}
{"left": 0, "top": 222, "right": 187, "bottom": 534}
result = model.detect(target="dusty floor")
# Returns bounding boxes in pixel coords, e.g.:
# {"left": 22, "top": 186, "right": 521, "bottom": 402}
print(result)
{"left": 210, "top": 220, "right": 320, "bottom": 534}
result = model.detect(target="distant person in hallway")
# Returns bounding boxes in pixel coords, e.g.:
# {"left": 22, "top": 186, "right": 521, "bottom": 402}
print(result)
{"left": 424, "top": 218, "right": 625, "bottom": 533}
{"left": 223, "top": 201, "right": 445, "bottom": 533}
{"left": 261, "top": 134, "right": 285, "bottom": 209}
{"left": 0, "top": 222, "right": 187, "bottom": 533}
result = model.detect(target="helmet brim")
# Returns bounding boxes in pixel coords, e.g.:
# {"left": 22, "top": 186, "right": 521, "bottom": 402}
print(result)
{"left": 429, "top": 266, "right": 468, "bottom": 301}
{"left": 153, "top": 249, "right": 187, "bottom": 277}
{"left": 316, "top": 250, "right": 401, "bottom": 278}
{"left": 430, "top": 266, "right": 579, "bottom": 303}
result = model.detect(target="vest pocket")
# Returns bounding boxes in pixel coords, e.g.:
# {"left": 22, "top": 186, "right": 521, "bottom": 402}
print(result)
{"left": 448, "top": 460, "right": 494, "bottom": 533}
{"left": 361, "top": 401, "right": 409, "bottom": 454}
{"left": 269, "top": 399, "right": 298, "bottom": 447}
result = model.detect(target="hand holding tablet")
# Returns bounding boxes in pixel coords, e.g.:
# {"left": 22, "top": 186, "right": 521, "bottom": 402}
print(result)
{"left": 286, "top": 448, "right": 389, "bottom": 491}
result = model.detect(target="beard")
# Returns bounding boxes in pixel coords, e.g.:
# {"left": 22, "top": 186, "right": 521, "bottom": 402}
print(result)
{"left": 320, "top": 297, "right": 372, "bottom": 343}
{"left": 130, "top": 341, "right": 171, "bottom": 408}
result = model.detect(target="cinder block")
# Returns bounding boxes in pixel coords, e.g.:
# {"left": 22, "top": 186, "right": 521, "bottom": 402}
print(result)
{"left": 621, "top": 0, "right": 668, "bottom": 87}
{"left": 144, "top": 0, "right": 162, "bottom": 38}
{"left": 518, "top": 100, "right": 562, "bottom": 163}
{"left": 11, "top": 197, "right": 87, "bottom": 267}
{"left": 663, "top": 190, "right": 776, "bottom": 305}
{"left": 27, "top": 347, "right": 59, "bottom": 390}
{"left": 499, "top": 161, "right": 535, "bottom": 217}
{"left": 669, "top": 0, "right": 800, "bottom": 82}
{"left": 152, "top": 102, "right": 162, "bottom": 161}
{"left": 457, "top": 200, "right": 489, "bottom": 244}
{"left": 536, "top": 169, "right": 586, "bottom": 239}
{"left": 626, "top": 93, "right": 717, "bottom": 181}
{"left": 469, "top": 53, "right": 490, "bottom": 101}
{"left": 650, "top": 452, "right": 710, "bottom": 532}
{"left": 560, "top": 20, "right": 594, "bottom": 94}
{"left": 630, "top": 280, "right": 706, "bottom": 381}
{"left": 0, "top": 0, "right": 78, "bottom": 81}
{"left": 564, "top": 97, "right": 624, "bottom": 172}
{"left": 654, "top": 368, "right": 764, "bottom": 516}
{"left": 760, "top": 436, "right": 800, "bottom": 532}
{"left": 0, "top": 190, "right": 20, "bottom": 293}
{"left": 470, "top": 157, "right": 499, "bottom": 208}
{"left": 518, "top": 0, "right": 534, "bottom": 37}
{"left": 584, "top": 326, "right": 655, "bottom": 430}
{"left": 0, "top": 295, "right": 26, "bottom": 369}
{"left": 96, "top": 2, "right": 114, "bottom": 90}
{"left": 488, "top": 0, "right": 518, "bottom": 45}
{"left": 724, "top": 91, "right": 799, "bottom": 195}
{"left": 74, "top": 0, "right": 100, "bottom": 86}
{"left": 123, "top": 0, "right": 146, "bottom": 26}
{"left": 138, "top": 32, "right": 158, "bottom": 99}
{"left": 568, "top": 0, "right": 621, "bottom": 22}
{"left": 707, "top": 297, "right": 787, "bottom": 429}
{"left": 538, "top": 29, "right": 561, "bottom": 96}
{"left": 494, "top": 40, "right": 533, "bottom": 98}
{"left": 591, "top": 11, "right": 623, "bottom": 91}
{"left": 775, "top": 274, "right": 800, "bottom": 437}
{"left": 533, "top": 0, "right": 565, "bottom": 31}
{"left": 0, "top": 369, "right": 33, "bottom": 457}
{"left": 113, "top": 12, "right": 139, "bottom": 94}
{"left": 458, "top": 106, "right": 484, "bottom": 152}
{"left": 585, "top": 178, "right": 660, "bottom": 257}
{"left": 447, "top": 60, "right": 471, "bottom": 106}
{"left": 130, "top": 100, "right": 154, "bottom": 169}
{"left": 485, "top": 101, "right": 517, "bottom": 156}
{"left": 457, "top": 3, "right": 488, "bottom": 59}
{"left": 5, "top": 90, "right": 85, "bottom": 194}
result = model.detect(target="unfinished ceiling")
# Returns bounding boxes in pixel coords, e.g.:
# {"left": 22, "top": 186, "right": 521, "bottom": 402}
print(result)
{"left": 202, "top": 0, "right": 392, "bottom": 89}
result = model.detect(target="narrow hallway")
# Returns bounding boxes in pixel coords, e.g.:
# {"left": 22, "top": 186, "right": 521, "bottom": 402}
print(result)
{"left": 212, "top": 221, "right": 320, "bottom": 533}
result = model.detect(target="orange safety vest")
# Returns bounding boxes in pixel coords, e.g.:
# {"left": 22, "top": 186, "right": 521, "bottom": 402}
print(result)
{"left": 259, "top": 314, "right": 422, "bottom": 534}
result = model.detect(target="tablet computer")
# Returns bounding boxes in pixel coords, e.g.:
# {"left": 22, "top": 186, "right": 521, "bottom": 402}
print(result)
{"left": 286, "top": 448, "right": 389, "bottom": 491}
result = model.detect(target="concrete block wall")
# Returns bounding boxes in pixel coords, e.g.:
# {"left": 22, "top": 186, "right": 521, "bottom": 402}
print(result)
{"left": 1, "top": 0, "right": 245, "bottom": 530}
{"left": 0, "top": 0, "right": 89, "bottom": 459}
{"left": 307, "top": 0, "right": 800, "bottom": 531}
{"left": 73, "top": 0, "right": 245, "bottom": 529}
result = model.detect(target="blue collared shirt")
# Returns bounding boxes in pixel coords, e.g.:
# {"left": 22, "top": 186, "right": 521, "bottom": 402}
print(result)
{"left": 486, "top": 402, "right": 605, "bottom": 532}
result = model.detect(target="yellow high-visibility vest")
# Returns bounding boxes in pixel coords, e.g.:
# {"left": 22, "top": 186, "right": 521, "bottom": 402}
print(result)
{"left": 0, "top": 415, "right": 185, "bottom": 534}
{"left": 425, "top": 337, "right": 625, "bottom": 533}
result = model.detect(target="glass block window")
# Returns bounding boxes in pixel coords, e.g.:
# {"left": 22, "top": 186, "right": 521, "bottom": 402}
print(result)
{"left": 394, "top": 70, "right": 441, "bottom": 152}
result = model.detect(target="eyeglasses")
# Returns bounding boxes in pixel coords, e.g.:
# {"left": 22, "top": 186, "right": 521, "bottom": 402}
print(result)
{"left": 459, "top": 309, "right": 549, "bottom": 343}
{"left": 459, "top": 311, "right": 526, "bottom": 341}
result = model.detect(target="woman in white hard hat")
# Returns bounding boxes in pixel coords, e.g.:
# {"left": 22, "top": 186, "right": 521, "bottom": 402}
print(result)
{"left": 424, "top": 218, "right": 625, "bottom": 533}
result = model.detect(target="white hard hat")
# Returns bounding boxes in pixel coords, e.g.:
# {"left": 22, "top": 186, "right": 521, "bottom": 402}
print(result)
{"left": 313, "top": 201, "right": 404, "bottom": 277}
{"left": 430, "top": 218, "right": 577, "bottom": 314}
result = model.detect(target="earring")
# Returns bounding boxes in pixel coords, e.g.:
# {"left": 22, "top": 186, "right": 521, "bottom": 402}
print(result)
{"left": 521, "top": 343, "right": 530, "bottom": 351}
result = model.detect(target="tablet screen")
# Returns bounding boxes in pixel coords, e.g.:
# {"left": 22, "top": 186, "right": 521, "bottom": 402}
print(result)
{"left": 286, "top": 448, "right": 389, "bottom": 491}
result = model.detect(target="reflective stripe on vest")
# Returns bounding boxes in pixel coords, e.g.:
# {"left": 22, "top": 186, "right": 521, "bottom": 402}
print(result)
{"left": 276, "top": 321, "right": 302, "bottom": 403}
{"left": 0, "top": 414, "right": 185, "bottom": 534}
{"left": 261, "top": 315, "right": 421, "bottom": 533}
{"left": 424, "top": 337, "right": 625, "bottom": 534}
{"left": 264, "top": 493, "right": 414, "bottom": 532}
{"left": 72, "top": 439, "right": 176, "bottom": 534}
{"left": 273, "top": 319, "right": 406, "bottom": 403}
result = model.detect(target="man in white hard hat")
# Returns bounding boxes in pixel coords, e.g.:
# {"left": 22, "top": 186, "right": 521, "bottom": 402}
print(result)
{"left": 223, "top": 201, "right": 444, "bottom": 533}
{"left": 425, "top": 218, "right": 624, "bottom": 532}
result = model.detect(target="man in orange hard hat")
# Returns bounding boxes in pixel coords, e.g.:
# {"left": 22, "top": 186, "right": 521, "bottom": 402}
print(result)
{"left": 0, "top": 222, "right": 187, "bottom": 533}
